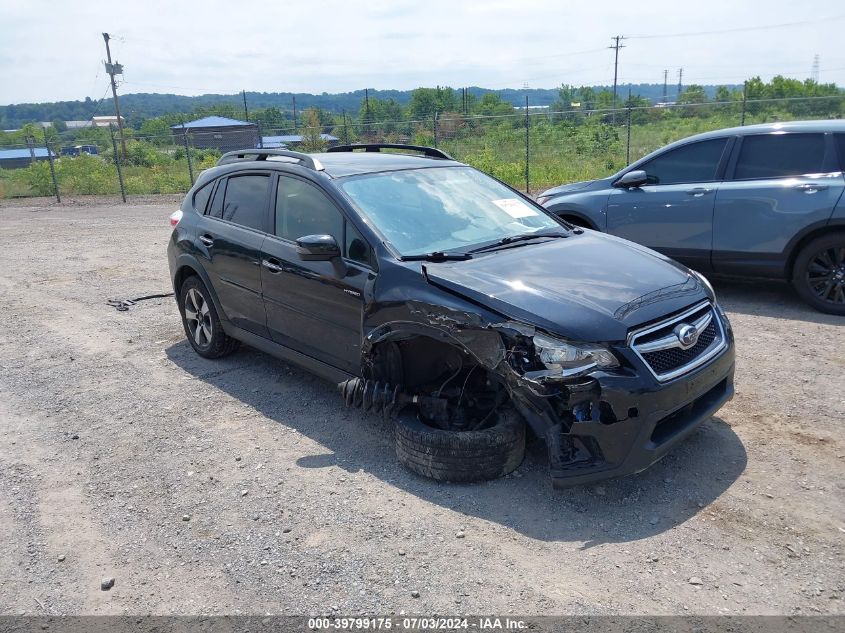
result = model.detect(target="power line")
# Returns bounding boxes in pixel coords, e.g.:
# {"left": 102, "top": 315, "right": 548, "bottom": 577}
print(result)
{"left": 628, "top": 14, "right": 845, "bottom": 39}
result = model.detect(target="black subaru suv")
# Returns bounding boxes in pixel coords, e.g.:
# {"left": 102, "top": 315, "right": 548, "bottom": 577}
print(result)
{"left": 167, "top": 144, "right": 735, "bottom": 487}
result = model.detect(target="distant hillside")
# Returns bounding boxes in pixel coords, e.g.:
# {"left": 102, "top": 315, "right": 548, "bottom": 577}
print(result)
{"left": 1, "top": 84, "right": 741, "bottom": 129}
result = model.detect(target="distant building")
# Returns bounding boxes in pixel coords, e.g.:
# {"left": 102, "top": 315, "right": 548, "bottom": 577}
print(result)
{"left": 0, "top": 147, "right": 56, "bottom": 169}
{"left": 60, "top": 145, "right": 99, "bottom": 157}
{"left": 65, "top": 120, "right": 93, "bottom": 129}
{"left": 262, "top": 134, "right": 339, "bottom": 148}
{"left": 91, "top": 116, "right": 125, "bottom": 128}
{"left": 171, "top": 116, "right": 260, "bottom": 152}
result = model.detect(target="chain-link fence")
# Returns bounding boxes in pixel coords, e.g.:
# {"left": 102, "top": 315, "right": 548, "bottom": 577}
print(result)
{"left": 1, "top": 95, "right": 843, "bottom": 202}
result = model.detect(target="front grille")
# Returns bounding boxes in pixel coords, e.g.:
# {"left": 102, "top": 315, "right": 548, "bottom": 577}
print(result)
{"left": 629, "top": 301, "right": 726, "bottom": 382}
{"left": 641, "top": 317, "right": 717, "bottom": 375}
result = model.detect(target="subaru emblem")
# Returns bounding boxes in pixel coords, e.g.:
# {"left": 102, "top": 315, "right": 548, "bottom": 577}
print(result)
{"left": 674, "top": 324, "right": 700, "bottom": 350}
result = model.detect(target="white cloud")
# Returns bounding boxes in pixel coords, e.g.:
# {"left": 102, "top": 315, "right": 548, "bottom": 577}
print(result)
{"left": 0, "top": 0, "right": 842, "bottom": 103}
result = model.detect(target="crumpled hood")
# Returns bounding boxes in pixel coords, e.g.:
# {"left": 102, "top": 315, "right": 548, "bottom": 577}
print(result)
{"left": 423, "top": 232, "right": 708, "bottom": 342}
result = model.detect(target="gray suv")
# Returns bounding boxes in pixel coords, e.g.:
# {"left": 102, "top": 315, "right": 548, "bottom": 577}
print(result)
{"left": 538, "top": 121, "right": 845, "bottom": 314}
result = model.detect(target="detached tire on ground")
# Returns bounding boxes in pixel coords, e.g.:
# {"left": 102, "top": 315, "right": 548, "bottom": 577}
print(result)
{"left": 394, "top": 409, "right": 526, "bottom": 482}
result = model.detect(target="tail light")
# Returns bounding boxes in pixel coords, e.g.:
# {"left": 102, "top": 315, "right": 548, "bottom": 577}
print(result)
{"left": 169, "top": 210, "right": 183, "bottom": 227}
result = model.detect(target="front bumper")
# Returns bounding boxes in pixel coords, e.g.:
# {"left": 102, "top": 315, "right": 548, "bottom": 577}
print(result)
{"left": 543, "top": 339, "right": 735, "bottom": 488}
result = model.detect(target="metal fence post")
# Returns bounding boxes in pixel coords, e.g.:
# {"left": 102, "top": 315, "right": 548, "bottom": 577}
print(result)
{"left": 626, "top": 105, "right": 632, "bottom": 165}
{"left": 26, "top": 135, "right": 36, "bottom": 165}
{"left": 183, "top": 128, "right": 195, "bottom": 186}
{"left": 44, "top": 133, "right": 61, "bottom": 203}
{"left": 524, "top": 94, "right": 530, "bottom": 193}
{"left": 109, "top": 124, "right": 127, "bottom": 203}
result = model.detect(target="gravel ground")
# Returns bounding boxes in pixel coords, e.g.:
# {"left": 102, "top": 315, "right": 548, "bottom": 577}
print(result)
{"left": 0, "top": 197, "right": 843, "bottom": 616}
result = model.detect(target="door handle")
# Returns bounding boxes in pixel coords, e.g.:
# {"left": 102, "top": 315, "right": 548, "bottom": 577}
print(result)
{"left": 685, "top": 188, "right": 714, "bottom": 197}
{"left": 262, "top": 259, "right": 283, "bottom": 273}
{"left": 199, "top": 234, "right": 214, "bottom": 247}
{"left": 793, "top": 183, "right": 828, "bottom": 193}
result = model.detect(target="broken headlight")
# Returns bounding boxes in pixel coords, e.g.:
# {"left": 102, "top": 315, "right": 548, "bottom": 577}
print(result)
{"left": 532, "top": 333, "right": 619, "bottom": 377}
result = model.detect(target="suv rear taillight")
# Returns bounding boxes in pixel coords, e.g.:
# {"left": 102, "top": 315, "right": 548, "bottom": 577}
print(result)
{"left": 169, "top": 210, "right": 183, "bottom": 227}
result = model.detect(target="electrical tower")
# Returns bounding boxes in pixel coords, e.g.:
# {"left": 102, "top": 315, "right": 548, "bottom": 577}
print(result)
{"left": 662, "top": 69, "right": 668, "bottom": 103}
{"left": 677, "top": 68, "right": 684, "bottom": 99}
{"left": 102, "top": 33, "right": 127, "bottom": 159}
{"left": 811, "top": 54, "right": 820, "bottom": 82}
{"left": 609, "top": 35, "right": 626, "bottom": 120}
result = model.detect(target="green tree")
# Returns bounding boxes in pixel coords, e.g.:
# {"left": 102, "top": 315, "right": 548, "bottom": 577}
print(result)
{"left": 473, "top": 93, "right": 513, "bottom": 117}
{"left": 300, "top": 108, "right": 326, "bottom": 152}
{"left": 407, "top": 87, "right": 458, "bottom": 120}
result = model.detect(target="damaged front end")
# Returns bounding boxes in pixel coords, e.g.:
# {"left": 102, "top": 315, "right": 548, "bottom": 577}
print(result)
{"left": 340, "top": 298, "right": 735, "bottom": 488}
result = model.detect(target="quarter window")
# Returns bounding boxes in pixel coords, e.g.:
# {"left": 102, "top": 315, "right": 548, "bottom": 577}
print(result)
{"left": 207, "top": 179, "right": 226, "bottom": 218}
{"left": 221, "top": 175, "right": 270, "bottom": 231}
{"left": 733, "top": 133, "right": 826, "bottom": 180}
{"left": 640, "top": 139, "right": 728, "bottom": 185}
{"left": 192, "top": 181, "right": 213, "bottom": 213}
{"left": 832, "top": 133, "right": 845, "bottom": 172}
{"left": 345, "top": 221, "right": 371, "bottom": 266}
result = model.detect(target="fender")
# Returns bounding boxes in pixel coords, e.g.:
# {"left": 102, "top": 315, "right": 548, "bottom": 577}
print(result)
{"left": 545, "top": 204, "right": 602, "bottom": 231}
{"left": 172, "top": 252, "right": 232, "bottom": 330}
{"left": 782, "top": 217, "right": 845, "bottom": 280}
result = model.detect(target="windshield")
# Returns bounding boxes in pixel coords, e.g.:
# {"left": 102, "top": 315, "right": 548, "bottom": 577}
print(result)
{"left": 339, "top": 166, "right": 563, "bottom": 256}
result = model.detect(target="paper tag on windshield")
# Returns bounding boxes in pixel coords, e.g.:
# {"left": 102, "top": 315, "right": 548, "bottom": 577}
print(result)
{"left": 492, "top": 198, "right": 538, "bottom": 218}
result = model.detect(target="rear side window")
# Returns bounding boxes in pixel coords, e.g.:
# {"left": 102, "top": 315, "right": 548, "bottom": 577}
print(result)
{"left": 640, "top": 139, "right": 728, "bottom": 185}
{"left": 834, "top": 134, "right": 845, "bottom": 172}
{"left": 275, "top": 176, "right": 343, "bottom": 242}
{"left": 733, "top": 133, "right": 826, "bottom": 180}
{"left": 221, "top": 174, "right": 270, "bottom": 231}
{"left": 192, "top": 181, "right": 213, "bottom": 213}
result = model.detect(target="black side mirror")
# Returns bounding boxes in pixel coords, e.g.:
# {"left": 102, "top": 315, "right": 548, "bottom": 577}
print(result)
{"left": 296, "top": 234, "right": 341, "bottom": 261}
{"left": 296, "top": 234, "right": 347, "bottom": 277}
{"left": 614, "top": 170, "right": 648, "bottom": 188}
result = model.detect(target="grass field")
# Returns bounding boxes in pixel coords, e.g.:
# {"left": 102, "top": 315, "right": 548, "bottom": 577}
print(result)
{"left": 1, "top": 104, "right": 842, "bottom": 199}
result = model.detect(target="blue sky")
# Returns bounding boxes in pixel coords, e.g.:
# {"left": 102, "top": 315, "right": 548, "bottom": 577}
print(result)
{"left": 1, "top": 0, "right": 844, "bottom": 104}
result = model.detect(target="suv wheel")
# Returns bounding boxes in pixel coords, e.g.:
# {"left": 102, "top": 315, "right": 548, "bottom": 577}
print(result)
{"left": 179, "top": 276, "right": 239, "bottom": 358}
{"left": 792, "top": 233, "right": 845, "bottom": 315}
{"left": 394, "top": 409, "right": 525, "bottom": 482}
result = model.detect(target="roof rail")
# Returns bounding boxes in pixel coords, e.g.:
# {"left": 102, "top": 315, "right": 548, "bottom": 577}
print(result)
{"left": 216, "top": 149, "right": 324, "bottom": 171}
{"left": 326, "top": 143, "right": 453, "bottom": 160}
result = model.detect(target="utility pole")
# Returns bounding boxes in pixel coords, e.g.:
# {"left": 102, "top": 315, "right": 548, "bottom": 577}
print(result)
{"left": 242, "top": 90, "right": 249, "bottom": 121}
{"left": 662, "top": 69, "right": 668, "bottom": 103}
{"left": 811, "top": 54, "right": 820, "bottom": 83}
{"left": 609, "top": 35, "right": 626, "bottom": 122}
{"left": 292, "top": 96, "right": 297, "bottom": 132}
{"left": 102, "top": 33, "right": 127, "bottom": 159}
{"left": 364, "top": 88, "right": 370, "bottom": 127}
{"left": 677, "top": 68, "right": 684, "bottom": 99}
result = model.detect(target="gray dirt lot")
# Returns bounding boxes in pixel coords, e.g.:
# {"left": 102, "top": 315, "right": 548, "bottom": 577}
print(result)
{"left": 0, "top": 196, "right": 843, "bottom": 616}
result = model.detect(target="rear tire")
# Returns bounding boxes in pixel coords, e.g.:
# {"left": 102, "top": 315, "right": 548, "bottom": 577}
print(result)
{"left": 792, "top": 233, "right": 845, "bottom": 315}
{"left": 179, "top": 276, "right": 240, "bottom": 358}
{"left": 394, "top": 409, "right": 525, "bottom": 482}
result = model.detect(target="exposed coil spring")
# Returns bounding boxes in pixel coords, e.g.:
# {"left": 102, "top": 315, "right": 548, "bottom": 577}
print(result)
{"left": 338, "top": 378, "right": 403, "bottom": 418}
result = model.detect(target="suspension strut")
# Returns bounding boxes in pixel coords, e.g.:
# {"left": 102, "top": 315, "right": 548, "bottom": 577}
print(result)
{"left": 337, "top": 378, "right": 449, "bottom": 420}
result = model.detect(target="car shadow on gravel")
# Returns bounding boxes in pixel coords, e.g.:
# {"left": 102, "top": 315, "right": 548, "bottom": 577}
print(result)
{"left": 166, "top": 342, "right": 747, "bottom": 547}
{"left": 712, "top": 277, "right": 844, "bottom": 325}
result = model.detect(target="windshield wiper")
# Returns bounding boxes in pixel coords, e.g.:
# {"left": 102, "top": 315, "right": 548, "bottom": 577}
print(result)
{"left": 399, "top": 251, "right": 473, "bottom": 262}
{"left": 468, "top": 231, "right": 569, "bottom": 254}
